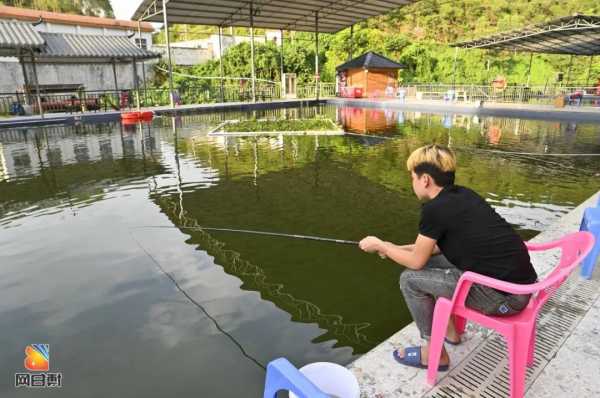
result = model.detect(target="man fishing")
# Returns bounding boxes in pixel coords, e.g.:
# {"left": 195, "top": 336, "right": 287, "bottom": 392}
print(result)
{"left": 358, "top": 144, "right": 537, "bottom": 371}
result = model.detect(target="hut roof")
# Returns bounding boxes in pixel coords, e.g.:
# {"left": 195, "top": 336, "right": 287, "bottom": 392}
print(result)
{"left": 336, "top": 51, "right": 404, "bottom": 71}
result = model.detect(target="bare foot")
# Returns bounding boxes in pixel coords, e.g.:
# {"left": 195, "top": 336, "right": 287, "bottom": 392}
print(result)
{"left": 395, "top": 346, "right": 450, "bottom": 367}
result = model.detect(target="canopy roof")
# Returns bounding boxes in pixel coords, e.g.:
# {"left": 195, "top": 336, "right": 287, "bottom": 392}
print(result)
{"left": 336, "top": 51, "right": 404, "bottom": 70}
{"left": 133, "top": 0, "right": 416, "bottom": 33}
{"left": 0, "top": 20, "right": 44, "bottom": 53}
{"left": 452, "top": 15, "right": 600, "bottom": 56}
{"left": 1, "top": 29, "right": 160, "bottom": 62}
{"left": 35, "top": 32, "right": 160, "bottom": 62}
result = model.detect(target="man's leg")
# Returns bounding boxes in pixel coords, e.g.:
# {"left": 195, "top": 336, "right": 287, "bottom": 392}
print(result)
{"left": 397, "top": 264, "right": 463, "bottom": 365}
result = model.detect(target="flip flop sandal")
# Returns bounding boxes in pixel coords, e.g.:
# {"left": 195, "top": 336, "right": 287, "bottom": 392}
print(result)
{"left": 392, "top": 346, "right": 449, "bottom": 371}
{"left": 445, "top": 337, "right": 461, "bottom": 346}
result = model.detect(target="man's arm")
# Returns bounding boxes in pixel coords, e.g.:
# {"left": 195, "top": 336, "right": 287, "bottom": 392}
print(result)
{"left": 359, "top": 234, "right": 438, "bottom": 270}
{"left": 393, "top": 243, "right": 441, "bottom": 255}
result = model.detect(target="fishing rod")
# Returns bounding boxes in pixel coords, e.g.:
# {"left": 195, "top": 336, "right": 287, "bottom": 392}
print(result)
{"left": 133, "top": 225, "right": 359, "bottom": 245}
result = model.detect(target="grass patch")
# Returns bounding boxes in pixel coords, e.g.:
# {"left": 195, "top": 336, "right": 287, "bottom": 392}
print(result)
{"left": 223, "top": 118, "right": 337, "bottom": 132}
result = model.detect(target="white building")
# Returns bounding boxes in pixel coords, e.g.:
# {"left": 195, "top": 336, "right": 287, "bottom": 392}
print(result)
{"left": 155, "top": 30, "right": 282, "bottom": 66}
{"left": 0, "top": 5, "right": 158, "bottom": 93}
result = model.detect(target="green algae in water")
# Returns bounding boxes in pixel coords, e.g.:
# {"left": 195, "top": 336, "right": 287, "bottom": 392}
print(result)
{"left": 223, "top": 118, "right": 338, "bottom": 132}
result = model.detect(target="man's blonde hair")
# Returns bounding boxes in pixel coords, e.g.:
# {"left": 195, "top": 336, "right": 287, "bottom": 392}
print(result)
{"left": 406, "top": 144, "right": 456, "bottom": 173}
{"left": 406, "top": 145, "right": 457, "bottom": 186}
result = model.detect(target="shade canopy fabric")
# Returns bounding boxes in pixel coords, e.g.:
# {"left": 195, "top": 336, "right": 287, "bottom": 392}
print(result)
{"left": 336, "top": 51, "right": 404, "bottom": 70}
{"left": 133, "top": 0, "right": 417, "bottom": 33}
{"left": 452, "top": 15, "right": 600, "bottom": 56}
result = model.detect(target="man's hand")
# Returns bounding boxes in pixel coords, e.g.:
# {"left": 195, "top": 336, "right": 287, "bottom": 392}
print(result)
{"left": 359, "top": 236, "right": 385, "bottom": 254}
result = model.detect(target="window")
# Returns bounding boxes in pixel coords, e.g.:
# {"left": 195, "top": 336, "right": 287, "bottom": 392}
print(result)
{"left": 135, "top": 38, "right": 147, "bottom": 50}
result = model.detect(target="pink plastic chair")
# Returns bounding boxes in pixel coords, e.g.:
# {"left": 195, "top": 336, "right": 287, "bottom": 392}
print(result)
{"left": 427, "top": 231, "right": 595, "bottom": 398}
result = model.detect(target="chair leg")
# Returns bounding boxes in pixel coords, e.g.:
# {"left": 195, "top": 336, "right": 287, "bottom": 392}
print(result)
{"left": 580, "top": 229, "right": 600, "bottom": 279}
{"left": 506, "top": 329, "right": 530, "bottom": 398}
{"left": 454, "top": 315, "right": 467, "bottom": 335}
{"left": 427, "top": 301, "right": 452, "bottom": 385}
{"left": 527, "top": 326, "right": 536, "bottom": 367}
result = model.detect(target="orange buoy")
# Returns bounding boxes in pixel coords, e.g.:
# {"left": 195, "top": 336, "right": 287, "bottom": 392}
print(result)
{"left": 121, "top": 111, "right": 141, "bottom": 121}
{"left": 121, "top": 111, "right": 154, "bottom": 124}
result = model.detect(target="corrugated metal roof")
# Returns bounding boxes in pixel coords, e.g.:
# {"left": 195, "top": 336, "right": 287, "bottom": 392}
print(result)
{"left": 0, "top": 20, "right": 44, "bottom": 49}
{"left": 37, "top": 32, "right": 160, "bottom": 60}
{"left": 0, "top": 5, "right": 155, "bottom": 33}
{"left": 336, "top": 51, "right": 405, "bottom": 70}
{"left": 134, "top": 0, "right": 417, "bottom": 34}
{"left": 453, "top": 15, "right": 600, "bottom": 55}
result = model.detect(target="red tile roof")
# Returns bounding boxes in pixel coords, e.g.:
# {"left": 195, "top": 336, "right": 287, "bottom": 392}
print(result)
{"left": 0, "top": 5, "right": 154, "bottom": 33}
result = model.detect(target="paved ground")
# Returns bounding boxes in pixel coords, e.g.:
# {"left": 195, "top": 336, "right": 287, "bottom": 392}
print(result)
{"left": 0, "top": 98, "right": 320, "bottom": 128}
{"left": 328, "top": 98, "right": 600, "bottom": 123}
{"left": 348, "top": 191, "right": 600, "bottom": 397}
{"left": 3, "top": 97, "right": 600, "bottom": 128}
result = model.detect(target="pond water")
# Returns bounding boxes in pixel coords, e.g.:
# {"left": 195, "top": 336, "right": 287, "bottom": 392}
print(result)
{"left": 1, "top": 104, "right": 599, "bottom": 397}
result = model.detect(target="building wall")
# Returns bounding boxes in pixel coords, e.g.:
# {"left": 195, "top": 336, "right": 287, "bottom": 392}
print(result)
{"left": 0, "top": 59, "right": 155, "bottom": 93}
{"left": 162, "top": 31, "right": 281, "bottom": 66}
{"left": 347, "top": 69, "right": 366, "bottom": 88}
{"left": 153, "top": 45, "right": 212, "bottom": 66}
{"left": 366, "top": 69, "right": 398, "bottom": 97}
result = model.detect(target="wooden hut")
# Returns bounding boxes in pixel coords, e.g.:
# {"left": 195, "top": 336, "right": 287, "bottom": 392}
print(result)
{"left": 336, "top": 52, "right": 404, "bottom": 98}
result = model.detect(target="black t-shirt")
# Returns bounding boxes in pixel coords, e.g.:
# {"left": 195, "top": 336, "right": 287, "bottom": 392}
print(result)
{"left": 419, "top": 185, "right": 537, "bottom": 284}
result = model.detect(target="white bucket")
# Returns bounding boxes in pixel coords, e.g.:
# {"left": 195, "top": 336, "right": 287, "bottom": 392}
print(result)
{"left": 289, "top": 362, "right": 360, "bottom": 398}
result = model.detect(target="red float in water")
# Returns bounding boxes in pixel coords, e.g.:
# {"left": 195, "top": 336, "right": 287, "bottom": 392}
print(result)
{"left": 121, "top": 111, "right": 154, "bottom": 123}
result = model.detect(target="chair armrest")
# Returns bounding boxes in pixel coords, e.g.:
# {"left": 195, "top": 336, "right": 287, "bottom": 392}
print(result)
{"left": 451, "top": 271, "right": 537, "bottom": 308}
{"left": 525, "top": 239, "right": 563, "bottom": 251}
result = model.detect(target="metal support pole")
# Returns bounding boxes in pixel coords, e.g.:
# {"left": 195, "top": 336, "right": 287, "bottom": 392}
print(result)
{"left": 566, "top": 55, "right": 574, "bottom": 87}
{"left": 249, "top": 1, "right": 256, "bottom": 102}
{"left": 585, "top": 56, "right": 594, "bottom": 87}
{"left": 30, "top": 50, "right": 43, "bottom": 119}
{"left": 280, "top": 29, "right": 284, "bottom": 98}
{"left": 18, "top": 52, "right": 31, "bottom": 105}
{"left": 132, "top": 57, "right": 141, "bottom": 111}
{"left": 349, "top": 25, "right": 353, "bottom": 61}
{"left": 140, "top": 59, "right": 148, "bottom": 106}
{"left": 137, "top": 20, "right": 148, "bottom": 107}
{"left": 526, "top": 53, "right": 533, "bottom": 86}
{"left": 451, "top": 47, "right": 459, "bottom": 88}
{"left": 162, "top": 0, "right": 176, "bottom": 108}
{"left": 218, "top": 26, "right": 225, "bottom": 102}
{"left": 112, "top": 58, "right": 119, "bottom": 91}
{"left": 315, "top": 11, "right": 320, "bottom": 100}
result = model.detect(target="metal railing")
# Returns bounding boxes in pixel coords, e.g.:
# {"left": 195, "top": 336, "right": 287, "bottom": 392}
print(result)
{"left": 0, "top": 83, "right": 283, "bottom": 116}
{"left": 297, "top": 83, "right": 336, "bottom": 99}
{"left": 0, "top": 90, "right": 138, "bottom": 116}
{"left": 401, "top": 84, "right": 600, "bottom": 106}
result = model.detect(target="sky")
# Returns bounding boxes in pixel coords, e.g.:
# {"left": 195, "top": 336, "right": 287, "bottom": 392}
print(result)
{"left": 109, "top": 0, "right": 143, "bottom": 20}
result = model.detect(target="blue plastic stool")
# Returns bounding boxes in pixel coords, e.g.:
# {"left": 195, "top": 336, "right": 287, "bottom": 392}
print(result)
{"left": 263, "top": 358, "right": 329, "bottom": 398}
{"left": 579, "top": 206, "right": 600, "bottom": 279}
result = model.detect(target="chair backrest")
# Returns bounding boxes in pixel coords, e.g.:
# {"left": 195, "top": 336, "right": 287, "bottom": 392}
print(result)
{"left": 526, "top": 231, "right": 595, "bottom": 312}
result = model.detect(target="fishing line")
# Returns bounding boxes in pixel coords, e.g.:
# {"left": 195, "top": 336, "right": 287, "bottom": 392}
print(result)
{"left": 344, "top": 132, "right": 396, "bottom": 141}
{"left": 133, "top": 225, "right": 359, "bottom": 245}
{"left": 129, "top": 231, "right": 267, "bottom": 371}
{"left": 464, "top": 148, "right": 600, "bottom": 157}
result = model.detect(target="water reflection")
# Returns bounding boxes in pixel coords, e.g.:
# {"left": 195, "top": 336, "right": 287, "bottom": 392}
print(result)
{"left": 0, "top": 106, "right": 599, "bottom": 397}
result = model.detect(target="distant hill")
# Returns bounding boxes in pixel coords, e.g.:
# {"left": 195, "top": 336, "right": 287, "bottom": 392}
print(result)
{"left": 1, "top": 0, "right": 114, "bottom": 18}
